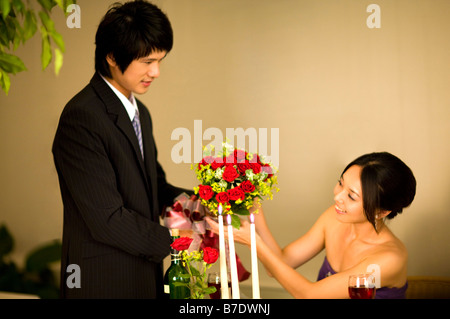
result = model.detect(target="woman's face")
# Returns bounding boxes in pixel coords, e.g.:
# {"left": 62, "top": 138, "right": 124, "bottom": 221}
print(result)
{"left": 333, "top": 165, "right": 366, "bottom": 224}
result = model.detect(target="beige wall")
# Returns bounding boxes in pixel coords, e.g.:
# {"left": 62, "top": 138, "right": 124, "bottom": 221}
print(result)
{"left": 1, "top": 0, "right": 449, "bottom": 293}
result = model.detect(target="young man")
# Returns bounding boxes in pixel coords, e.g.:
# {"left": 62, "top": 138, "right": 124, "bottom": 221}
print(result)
{"left": 53, "top": 1, "right": 190, "bottom": 298}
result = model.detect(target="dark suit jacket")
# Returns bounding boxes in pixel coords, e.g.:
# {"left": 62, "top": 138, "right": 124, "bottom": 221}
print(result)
{"left": 53, "top": 73, "right": 187, "bottom": 298}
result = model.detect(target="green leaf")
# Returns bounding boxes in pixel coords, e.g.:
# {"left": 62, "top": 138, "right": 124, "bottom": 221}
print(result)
{"left": 4, "top": 15, "right": 17, "bottom": 43}
{"left": 23, "top": 10, "right": 37, "bottom": 41}
{"left": 38, "top": 0, "right": 56, "bottom": 12}
{"left": 230, "top": 214, "right": 241, "bottom": 229}
{"left": 38, "top": 11, "right": 54, "bottom": 32}
{"left": 203, "top": 286, "right": 216, "bottom": 295}
{"left": 0, "top": 0, "right": 11, "bottom": 20}
{"left": 50, "top": 30, "right": 64, "bottom": 52}
{"left": 60, "top": 0, "right": 77, "bottom": 15}
{"left": 11, "top": 0, "right": 25, "bottom": 15}
{"left": 0, "top": 35, "right": 7, "bottom": 49}
{"left": 0, "top": 0, "right": 70, "bottom": 93}
{"left": 0, "top": 224, "right": 14, "bottom": 258}
{"left": 0, "top": 70, "right": 11, "bottom": 95}
{"left": 189, "top": 264, "right": 201, "bottom": 277}
{"left": 12, "top": 18, "right": 24, "bottom": 49}
{"left": 25, "top": 240, "right": 62, "bottom": 272}
{"left": 54, "top": 0, "right": 64, "bottom": 10}
{"left": 231, "top": 205, "right": 250, "bottom": 215}
{"left": 0, "top": 51, "right": 26, "bottom": 74}
{"left": 54, "top": 47, "right": 63, "bottom": 75}
{"left": 194, "top": 280, "right": 203, "bottom": 288}
{"left": 40, "top": 29, "right": 51, "bottom": 70}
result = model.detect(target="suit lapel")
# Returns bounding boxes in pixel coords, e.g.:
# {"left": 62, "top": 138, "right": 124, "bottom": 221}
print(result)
{"left": 137, "top": 100, "right": 160, "bottom": 221}
{"left": 90, "top": 73, "right": 149, "bottom": 188}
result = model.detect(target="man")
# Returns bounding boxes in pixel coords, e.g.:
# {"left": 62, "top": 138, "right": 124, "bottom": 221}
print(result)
{"left": 53, "top": 0, "right": 189, "bottom": 298}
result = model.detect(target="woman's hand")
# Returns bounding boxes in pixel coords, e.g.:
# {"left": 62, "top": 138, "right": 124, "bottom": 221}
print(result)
{"left": 205, "top": 216, "right": 252, "bottom": 247}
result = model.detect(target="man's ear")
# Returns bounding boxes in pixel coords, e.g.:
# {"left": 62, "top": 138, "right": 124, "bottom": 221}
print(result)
{"left": 106, "top": 54, "right": 116, "bottom": 67}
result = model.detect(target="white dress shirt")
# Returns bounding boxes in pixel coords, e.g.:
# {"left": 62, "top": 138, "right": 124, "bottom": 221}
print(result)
{"left": 100, "top": 74, "right": 138, "bottom": 121}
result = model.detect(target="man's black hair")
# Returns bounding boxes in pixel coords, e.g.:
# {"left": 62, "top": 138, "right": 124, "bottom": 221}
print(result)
{"left": 95, "top": 0, "right": 173, "bottom": 77}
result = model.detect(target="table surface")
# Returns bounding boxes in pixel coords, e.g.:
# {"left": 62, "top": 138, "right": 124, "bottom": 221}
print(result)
{"left": 0, "top": 291, "right": 39, "bottom": 299}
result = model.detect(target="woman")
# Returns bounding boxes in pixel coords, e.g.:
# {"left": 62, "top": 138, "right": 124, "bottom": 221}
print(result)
{"left": 207, "top": 152, "right": 416, "bottom": 298}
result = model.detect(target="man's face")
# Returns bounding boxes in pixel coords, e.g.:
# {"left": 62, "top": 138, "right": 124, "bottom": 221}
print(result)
{"left": 106, "top": 50, "right": 167, "bottom": 97}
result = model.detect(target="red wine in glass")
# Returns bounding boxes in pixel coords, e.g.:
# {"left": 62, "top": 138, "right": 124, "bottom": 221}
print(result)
{"left": 208, "top": 282, "right": 221, "bottom": 299}
{"left": 208, "top": 272, "right": 232, "bottom": 299}
{"left": 348, "top": 274, "right": 376, "bottom": 299}
{"left": 348, "top": 286, "right": 376, "bottom": 299}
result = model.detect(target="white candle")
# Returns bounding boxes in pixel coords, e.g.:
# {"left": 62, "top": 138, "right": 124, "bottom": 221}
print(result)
{"left": 250, "top": 213, "right": 260, "bottom": 299}
{"left": 227, "top": 214, "right": 240, "bottom": 299}
{"left": 218, "top": 205, "right": 229, "bottom": 299}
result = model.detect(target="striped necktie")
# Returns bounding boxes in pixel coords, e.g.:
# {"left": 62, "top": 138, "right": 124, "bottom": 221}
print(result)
{"left": 132, "top": 109, "right": 144, "bottom": 159}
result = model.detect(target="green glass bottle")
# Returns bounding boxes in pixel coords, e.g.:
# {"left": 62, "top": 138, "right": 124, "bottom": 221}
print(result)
{"left": 163, "top": 229, "right": 190, "bottom": 299}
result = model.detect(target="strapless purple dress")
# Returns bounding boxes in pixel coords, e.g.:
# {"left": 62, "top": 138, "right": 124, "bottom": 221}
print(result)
{"left": 317, "top": 256, "right": 408, "bottom": 299}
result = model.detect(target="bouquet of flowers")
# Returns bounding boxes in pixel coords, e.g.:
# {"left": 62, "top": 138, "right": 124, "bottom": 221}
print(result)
{"left": 171, "top": 236, "right": 219, "bottom": 299}
{"left": 192, "top": 142, "right": 279, "bottom": 228}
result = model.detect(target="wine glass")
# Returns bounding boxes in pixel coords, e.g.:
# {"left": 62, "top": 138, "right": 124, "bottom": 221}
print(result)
{"left": 207, "top": 272, "right": 221, "bottom": 299}
{"left": 348, "top": 274, "right": 376, "bottom": 299}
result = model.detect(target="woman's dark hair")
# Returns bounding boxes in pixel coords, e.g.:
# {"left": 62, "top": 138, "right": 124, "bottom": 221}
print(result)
{"left": 341, "top": 152, "right": 416, "bottom": 231}
{"left": 95, "top": 0, "right": 173, "bottom": 77}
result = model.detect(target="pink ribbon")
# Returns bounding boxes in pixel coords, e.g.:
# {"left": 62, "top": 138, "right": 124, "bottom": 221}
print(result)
{"left": 164, "top": 193, "right": 250, "bottom": 282}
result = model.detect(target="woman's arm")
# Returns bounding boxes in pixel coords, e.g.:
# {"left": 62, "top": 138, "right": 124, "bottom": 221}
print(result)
{"left": 206, "top": 206, "right": 407, "bottom": 298}
{"left": 248, "top": 204, "right": 328, "bottom": 268}
{"left": 206, "top": 215, "right": 348, "bottom": 298}
{"left": 249, "top": 203, "right": 283, "bottom": 259}
{"left": 254, "top": 235, "right": 350, "bottom": 298}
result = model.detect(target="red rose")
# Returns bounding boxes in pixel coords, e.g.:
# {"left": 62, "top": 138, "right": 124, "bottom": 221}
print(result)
{"left": 210, "top": 157, "right": 225, "bottom": 170}
{"left": 198, "top": 185, "right": 214, "bottom": 200}
{"left": 237, "top": 162, "right": 251, "bottom": 175}
{"left": 171, "top": 237, "right": 193, "bottom": 251}
{"left": 215, "top": 192, "right": 229, "bottom": 204}
{"left": 250, "top": 162, "right": 262, "bottom": 174}
{"left": 234, "top": 149, "right": 247, "bottom": 163}
{"left": 227, "top": 187, "right": 245, "bottom": 201}
{"left": 261, "top": 164, "right": 273, "bottom": 178}
{"left": 222, "top": 165, "right": 240, "bottom": 182}
{"left": 224, "top": 154, "right": 236, "bottom": 165}
{"left": 198, "top": 156, "right": 214, "bottom": 169}
{"left": 240, "top": 180, "right": 256, "bottom": 193}
{"left": 202, "top": 247, "right": 219, "bottom": 264}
